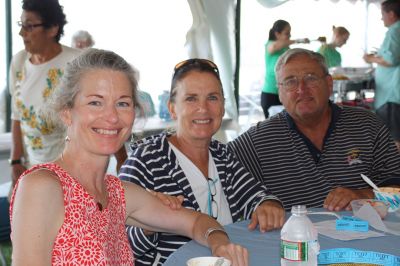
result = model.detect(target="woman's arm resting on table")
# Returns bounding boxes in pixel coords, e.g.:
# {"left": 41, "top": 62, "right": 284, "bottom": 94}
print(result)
{"left": 141, "top": 191, "right": 184, "bottom": 235}
{"left": 11, "top": 170, "right": 64, "bottom": 266}
{"left": 124, "top": 191, "right": 184, "bottom": 257}
{"left": 124, "top": 181, "right": 249, "bottom": 266}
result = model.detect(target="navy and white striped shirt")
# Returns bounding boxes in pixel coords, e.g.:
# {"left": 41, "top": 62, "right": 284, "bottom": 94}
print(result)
{"left": 228, "top": 104, "right": 400, "bottom": 211}
{"left": 119, "top": 132, "right": 279, "bottom": 265}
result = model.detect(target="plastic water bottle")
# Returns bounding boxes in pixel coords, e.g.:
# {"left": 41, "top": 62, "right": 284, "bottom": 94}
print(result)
{"left": 280, "top": 205, "right": 320, "bottom": 266}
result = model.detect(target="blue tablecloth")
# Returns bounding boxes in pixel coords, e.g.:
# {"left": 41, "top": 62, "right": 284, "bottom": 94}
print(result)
{"left": 164, "top": 210, "right": 400, "bottom": 266}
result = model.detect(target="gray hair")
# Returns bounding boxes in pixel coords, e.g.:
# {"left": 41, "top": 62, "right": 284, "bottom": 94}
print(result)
{"left": 71, "top": 30, "right": 95, "bottom": 48}
{"left": 43, "top": 48, "right": 140, "bottom": 131}
{"left": 275, "top": 48, "right": 329, "bottom": 78}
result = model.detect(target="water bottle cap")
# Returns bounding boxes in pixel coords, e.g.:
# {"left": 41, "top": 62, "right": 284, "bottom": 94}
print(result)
{"left": 291, "top": 205, "right": 308, "bottom": 215}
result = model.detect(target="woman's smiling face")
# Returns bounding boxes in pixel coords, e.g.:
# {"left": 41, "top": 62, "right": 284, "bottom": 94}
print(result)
{"left": 168, "top": 70, "right": 225, "bottom": 143}
{"left": 63, "top": 69, "right": 135, "bottom": 156}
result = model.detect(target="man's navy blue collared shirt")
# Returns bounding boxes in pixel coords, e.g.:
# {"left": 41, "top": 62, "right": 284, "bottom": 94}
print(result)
{"left": 285, "top": 102, "right": 341, "bottom": 163}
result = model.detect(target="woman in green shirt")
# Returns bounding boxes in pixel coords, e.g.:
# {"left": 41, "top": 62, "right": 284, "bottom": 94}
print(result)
{"left": 261, "top": 20, "right": 309, "bottom": 118}
{"left": 317, "top": 26, "right": 350, "bottom": 68}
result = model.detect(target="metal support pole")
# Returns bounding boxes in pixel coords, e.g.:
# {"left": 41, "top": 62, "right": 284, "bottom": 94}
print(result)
{"left": 5, "top": 0, "right": 13, "bottom": 132}
{"left": 234, "top": 0, "right": 241, "bottom": 112}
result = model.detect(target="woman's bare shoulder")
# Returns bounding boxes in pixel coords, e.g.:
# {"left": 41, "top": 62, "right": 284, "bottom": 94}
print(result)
{"left": 16, "top": 168, "right": 63, "bottom": 201}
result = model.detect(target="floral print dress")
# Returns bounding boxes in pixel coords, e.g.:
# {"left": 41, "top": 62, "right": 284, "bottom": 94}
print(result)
{"left": 10, "top": 163, "right": 134, "bottom": 265}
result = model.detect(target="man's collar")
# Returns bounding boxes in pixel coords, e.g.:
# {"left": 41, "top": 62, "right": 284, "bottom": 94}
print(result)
{"left": 284, "top": 102, "right": 341, "bottom": 162}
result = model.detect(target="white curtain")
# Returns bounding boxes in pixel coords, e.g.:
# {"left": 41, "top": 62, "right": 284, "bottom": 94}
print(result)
{"left": 185, "top": 0, "right": 238, "bottom": 120}
{"left": 185, "top": 1, "right": 213, "bottom": 59}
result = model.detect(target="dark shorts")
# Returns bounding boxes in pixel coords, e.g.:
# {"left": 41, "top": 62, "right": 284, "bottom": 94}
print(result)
{"left": 376, "top": 102, "right": 400, "bottom": 141}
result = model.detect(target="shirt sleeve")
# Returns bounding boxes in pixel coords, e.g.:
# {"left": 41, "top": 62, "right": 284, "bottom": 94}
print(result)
{"left": 125, "top": 226, "right": 160, "bottom": 258}
{"left": 227, "top": 128, "right": 264, "bottom": 183}
{"left": 226, "top": 147, "right": 282, "bottom": 219}
{"left": 379, "top": 26, "right": 400, "bottom": 66}
{"left": 370, "top": 123, "right": 400, "bottom": 184}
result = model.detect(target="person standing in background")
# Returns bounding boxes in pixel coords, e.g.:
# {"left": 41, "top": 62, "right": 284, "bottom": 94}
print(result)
{"left": 71, "top": 30, "right": 95, "bottom": 49}
{"left": 3, "top": 0, "right": 80, "bottom": 248}
{"left": 318, "top": 26, "right": 350, "bottom": 68}
{"left": 363, "top": 0, "right": 400, "bottom": 151}
{"left": 9, "top": 0, "right": 81, "bottom": 187}
{"left": 261, "top": 20, "right": 309, "bottom": 118}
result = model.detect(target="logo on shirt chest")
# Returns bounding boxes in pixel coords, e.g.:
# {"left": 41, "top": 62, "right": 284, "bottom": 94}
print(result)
{"left": 347, "top": 149, "right": 363, "bottom": 165}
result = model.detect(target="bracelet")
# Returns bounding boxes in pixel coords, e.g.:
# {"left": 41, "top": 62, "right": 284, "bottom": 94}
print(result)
{"left": 204, "top": 227, "right": 229, "bottom": 241}
{"left": 8, "top": 158, "right": 23, "bottom": 165}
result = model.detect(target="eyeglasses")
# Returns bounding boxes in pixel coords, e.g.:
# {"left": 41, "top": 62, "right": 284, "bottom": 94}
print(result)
{"left": 278, "top": 73, "right": 326, "bottom": 92}
{"left": 173, "top": 58, "right": 219, "bottom": 79}
{"left": 206, "top": 178, "right": 218, "bottom": 220}
{"left": 17, "top": 21, "right": 45, "bottom": 32}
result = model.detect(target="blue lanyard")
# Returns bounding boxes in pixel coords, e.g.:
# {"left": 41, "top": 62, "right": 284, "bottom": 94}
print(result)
{"left": 318, "top": 248, "right": 400, "bottom": 266}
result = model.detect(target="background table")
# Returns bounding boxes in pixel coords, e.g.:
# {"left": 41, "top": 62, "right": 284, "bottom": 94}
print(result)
{"left": 164, "top": 210, "right": 400, "bottom": 266}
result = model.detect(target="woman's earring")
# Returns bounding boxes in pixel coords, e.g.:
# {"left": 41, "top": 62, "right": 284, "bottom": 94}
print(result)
{"left": 65, "top": 135, "right": 71, "bottom": 142}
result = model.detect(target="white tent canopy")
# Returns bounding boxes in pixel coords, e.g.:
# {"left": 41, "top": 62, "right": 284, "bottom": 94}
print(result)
{"left": 185, "top": 0, "right": 238, "bottom": 119}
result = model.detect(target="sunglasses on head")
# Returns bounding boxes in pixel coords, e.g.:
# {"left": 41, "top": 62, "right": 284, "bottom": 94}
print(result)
{"left": 173, "top": 58, "right": 219, "bottom": 79}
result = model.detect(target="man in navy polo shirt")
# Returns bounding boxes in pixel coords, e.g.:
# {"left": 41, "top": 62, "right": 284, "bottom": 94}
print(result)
{"left": 229, "top": 48, "right": 400, "bottom": 211}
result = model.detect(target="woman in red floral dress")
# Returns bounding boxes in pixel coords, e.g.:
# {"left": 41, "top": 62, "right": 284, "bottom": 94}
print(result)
{"left": 9, "top": 49, "right": 249, "bottom": 266}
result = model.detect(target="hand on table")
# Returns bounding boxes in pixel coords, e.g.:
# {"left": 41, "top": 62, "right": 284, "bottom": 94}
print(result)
{"left": 324, "top": 187, "right": 373, "bottom": 211}
{"left": 248, "top": 200, "right": 285, "bottom": 233}
{"left": 212, "top": 243, "right": 249, "bottom": 266}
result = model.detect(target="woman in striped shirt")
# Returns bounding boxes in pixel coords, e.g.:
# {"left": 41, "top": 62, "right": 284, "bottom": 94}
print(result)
{"left": 119, "top": 58, "right": 285, "bottom": 265}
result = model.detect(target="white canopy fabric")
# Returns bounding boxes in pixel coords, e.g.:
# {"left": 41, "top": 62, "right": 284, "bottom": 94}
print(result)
{"left": 185, "top": 0, "right": 238, "bottom": 120}
{"left": 185, "top": 1, "right": 213, "bottom": 59}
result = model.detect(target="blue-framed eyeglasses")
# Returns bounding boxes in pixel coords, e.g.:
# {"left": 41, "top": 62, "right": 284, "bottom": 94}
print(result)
{"left": 206, "top": 178, "right": 218, "bottom": 220}
{"left": 17, "top": 21, "right": 45, "bottom": 32}
{"left": 278, "top": 73, "right": 326, "bottom": 92}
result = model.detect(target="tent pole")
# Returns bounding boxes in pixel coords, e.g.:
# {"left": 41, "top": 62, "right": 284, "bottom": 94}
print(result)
{"left": 234, "top": 0, "right": 241, "bottom": 112}
{"left": 5, "top": 0, "right": 12, "bottom": 132}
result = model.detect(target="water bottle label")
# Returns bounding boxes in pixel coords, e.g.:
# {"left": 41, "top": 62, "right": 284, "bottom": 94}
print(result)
{"left": 281, "top": 240, "right": 308, "bottom": 261}
{"left": 280, "top": 240, "right": 309, "bottom": 261}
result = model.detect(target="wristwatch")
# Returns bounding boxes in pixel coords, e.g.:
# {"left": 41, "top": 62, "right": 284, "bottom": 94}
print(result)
{"left": 8, "top": 158, "right": 23, "bottom": 165}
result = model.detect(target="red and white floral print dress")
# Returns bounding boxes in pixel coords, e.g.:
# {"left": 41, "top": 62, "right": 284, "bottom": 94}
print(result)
{"left": 10, "top": 163, "right": 134, "bottom": 265}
